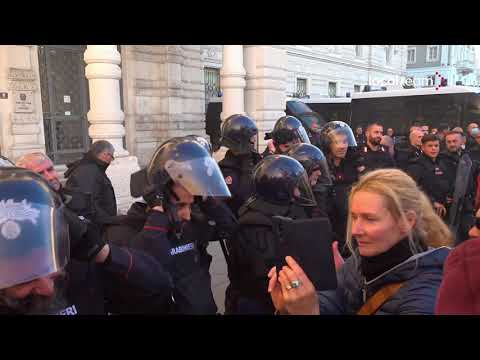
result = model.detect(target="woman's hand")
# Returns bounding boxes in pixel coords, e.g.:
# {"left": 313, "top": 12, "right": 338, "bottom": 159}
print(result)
{"left": 268, "top": 256, "right": 320, "bottom": 315}
{"left": 433, "top": 202, "right": 447, "bottom": 217}
{"left": 268, "top": 267, "right": 285, "bottom": 313}
{"left": 332, "top": 241, "right": 345, "bottom": 271}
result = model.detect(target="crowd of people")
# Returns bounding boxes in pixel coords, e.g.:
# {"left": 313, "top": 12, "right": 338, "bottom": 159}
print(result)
{"left": 1, "top": 113, "right": 480, "bottom": 315}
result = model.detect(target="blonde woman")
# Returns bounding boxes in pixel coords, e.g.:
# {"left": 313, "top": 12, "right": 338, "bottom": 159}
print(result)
{"left": 268, "top": 168, "right": 453, "bottom": 315}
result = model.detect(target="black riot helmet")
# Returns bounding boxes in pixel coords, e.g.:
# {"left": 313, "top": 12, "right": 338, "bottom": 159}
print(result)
{"left": 0, "top": 167, "right": 70, "bottom": 289}
{"left": 146, "top": 136, "right": 231, "bottom": 198}
{"left": 318, "top": 121, "right": 357, "bottom": 154}
{"left": 253, "top": 155, "right": 316, "bottom": 207}
{"left": 264, "top": 116, "right": 311, "bottom": 146}
{"left": 287, "top": 143, "right": 332, "bottom": 186}
{"left": 220, "top": 114, "right": 258, "bottom": 155}
{"left": 184, "top": 135, "right": 213, "bottom": 155}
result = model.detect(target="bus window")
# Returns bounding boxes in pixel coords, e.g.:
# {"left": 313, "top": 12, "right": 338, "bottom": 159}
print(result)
{"left": 306, "top": 103, "right": 351, "bottom": 123}
{"left": 465, "top": 93, "right": 480, "bottom": 126}
{"left": 351, "top": 92, "right": 476, "bottom": 137}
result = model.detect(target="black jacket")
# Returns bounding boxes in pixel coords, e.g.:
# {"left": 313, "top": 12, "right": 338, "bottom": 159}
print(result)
{"left": 407, "top": 153, "right": 455, "bottom": 206}
{"left": 129, "top": 209, "right": 219, "bottom": 314}
{"left": 440, "top": 151, "right": 477, "bottom": 243}
{"left": 466, "top": 135, "right": 477, "bottom": 152}
{"left": 122, "top": 197, "right": 237, "bottom": 315}
{"left": 218, "top": 150, "right": 262, "bottom": 216}
{"left": 103, "top": 202, "right": 149, "bottom": 248}
{"left": 64, "top": 151, "right": 117, "bottom": 226}
{"left": 394, "top": 143, "right": 422, "bottom": 171}
{"left": 327, "top": 151, "right": 361, "bottom": 251}
{"left": 227, "top": 197, "right": 308, "bottom": 314}
{"left": 358, "top": 144, "right": 396, "bottom": 173}
{"left": 0, "top": 244, "right": 174, "bottom": 315}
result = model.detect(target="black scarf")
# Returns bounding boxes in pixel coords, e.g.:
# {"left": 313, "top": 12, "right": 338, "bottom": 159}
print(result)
{"left": 360, "top": 238, "right": 413, "bottom": 282}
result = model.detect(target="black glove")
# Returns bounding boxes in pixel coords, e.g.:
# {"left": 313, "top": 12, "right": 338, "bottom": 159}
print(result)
{"left": 64, "top": 209, "right": 106, "bottom": 262}
{"left": 143, "top": 170, "right": 170, "bottom": 208}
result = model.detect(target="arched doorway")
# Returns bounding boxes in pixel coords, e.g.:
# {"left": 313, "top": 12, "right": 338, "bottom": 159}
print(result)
{"left": 38, "top": 45, "right": 90, "bottom": 164}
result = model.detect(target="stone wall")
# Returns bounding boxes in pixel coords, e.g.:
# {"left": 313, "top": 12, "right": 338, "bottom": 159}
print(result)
{"left": 0, "top": 45, "right": 46, "bottom": 160}
{"left": 121, "top": 45, "right": 205, "bottom": 167}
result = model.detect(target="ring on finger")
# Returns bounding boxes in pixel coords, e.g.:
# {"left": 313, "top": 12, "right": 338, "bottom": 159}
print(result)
{"left": 291, "top": 280, "right": 302, "bottom": 289}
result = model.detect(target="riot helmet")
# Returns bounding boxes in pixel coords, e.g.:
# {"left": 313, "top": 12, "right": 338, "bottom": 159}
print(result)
{"left": 253, "top": 155, "right": 316, "bottom": 207}
{"left": 0, "top": 155, "right": 14, "bottom": 167}
{"left": 264, "top": 116, "right": 311, "bottom": 146}
{"left": 0, "top": 167, "right": 69, "bottom": 290}
{"left": 296, "top": 112, "right": 327, "bottom": 146}
{"left": 220, "top": 114, "right": 258, "bottom": 155}
{"left": 146, "top": 136, "right": 231, "bottom": 198}
{"left": 319, "top": 121, "right": 357, "bottom": 155}
{"left": 184, "top": 135, "right": 213, "bottom": 155}
{"left": 287, "top": 143, "right": 332, "bottom": 186}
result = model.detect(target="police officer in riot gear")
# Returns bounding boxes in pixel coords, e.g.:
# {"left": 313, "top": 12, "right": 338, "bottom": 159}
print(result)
{"left": 287, "top": 143, "right": 334, "bottom": 219}
{"left": 104, "top": 135, "right": 220, "bottom": 249}
{"left": 128, "top": 136, "right": 234, "bottom": 314}
{"left": 218, "top": 114, "right": 263, "bottom": 216}
{"left": 319, "top": 121, "right": 360, "bottom": 255}
{"left": 0, "top": 168, "right": 173, "bottom": 315}
{"left": 262, "top": 116, "right": 311, "bottom": 157}
{"left": 359, "top": 122, "right": 396, "bottom": 172}
{"left": 295, "top": 112, "right": 327, "bottom": 147}
{"left": 225, "top": 155, "right": 316, "bottom": 314}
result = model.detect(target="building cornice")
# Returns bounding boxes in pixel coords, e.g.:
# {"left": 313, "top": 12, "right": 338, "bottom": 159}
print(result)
{"left": 285, "top": 47, "right": 405, "bottom": 76}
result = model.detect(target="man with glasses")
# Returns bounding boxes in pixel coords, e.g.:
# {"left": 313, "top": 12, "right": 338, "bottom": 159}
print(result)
{"left": 64, "top": 140, "right": 118, "bottom": 228}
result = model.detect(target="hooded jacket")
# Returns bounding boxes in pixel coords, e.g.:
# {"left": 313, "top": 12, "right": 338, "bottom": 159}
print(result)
{"left": 435, "top": 238, "right": 480, "bottom": 314}
{"left": 64, "top": 151, "right": 117, "bottom": 225}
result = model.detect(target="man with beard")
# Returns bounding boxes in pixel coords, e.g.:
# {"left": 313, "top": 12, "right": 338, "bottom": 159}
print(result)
{"left": 127, "top": 137, "right": 233, "bottom": 314}
{"left": 0, "top": 167, "right": 173, "bottom": 315}
{"left": 358, "top": 122, "right": 396, "bottom": 173}
{"left": 441, "top": 131, "right": 477, "bottom": 243}
{"left": 262, "top": 116, "right": 311, "bottom": 157}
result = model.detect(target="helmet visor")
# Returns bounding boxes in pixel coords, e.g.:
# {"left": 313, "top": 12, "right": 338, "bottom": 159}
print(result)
{"left": 296, "top": 126, "right": 311, "bottom": 145}
{"left": 322, "top": 121, "right": 357, "bottom": 147}
{"left": 0, "top": 200, "right": 69, "bottom": 290}
{"left": 164, "top": 156, "right": 232, "bottom": 198}
{"left": 293, "top": 172, "right": 317, "bottom": 207}
{"left": 0, "top": 157, "right": 14, "bottom": 167}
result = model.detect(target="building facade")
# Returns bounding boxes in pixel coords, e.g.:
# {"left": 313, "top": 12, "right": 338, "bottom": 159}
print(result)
{"left": 406, "top": 45, "right": 477, "bottom": 87}
{"left": 0, "top": 45, "right": 407, "bottom": 211}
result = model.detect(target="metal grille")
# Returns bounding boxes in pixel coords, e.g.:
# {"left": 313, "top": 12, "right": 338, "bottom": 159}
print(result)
{"left": 204, "top": 67, "right": 220, "bottom": 103}
{"left": 328, "top": 82, "right": 337, "bottom": 98}
{"left": 296, "top": 78, "right": 307, "bottom": 97}
{"left": 38, "top": 45, "right": 90, "bottom": 165}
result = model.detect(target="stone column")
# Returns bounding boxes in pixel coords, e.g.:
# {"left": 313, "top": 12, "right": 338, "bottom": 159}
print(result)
{"left": 243, "top": 46, "right": 287, "bottom": 152}
{"left": 214, "top": 45, "right": 246, "bottom": 161}
{"left": 84, "top": 45, "right": 140, "bottom": 213}
{"left": 220, "top": 45, "right": 246, "bottom": 120}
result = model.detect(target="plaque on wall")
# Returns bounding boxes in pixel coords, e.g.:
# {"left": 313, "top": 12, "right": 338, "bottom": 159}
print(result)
{"left": 14, "top": 91, "right": 34, "bottom": 113}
